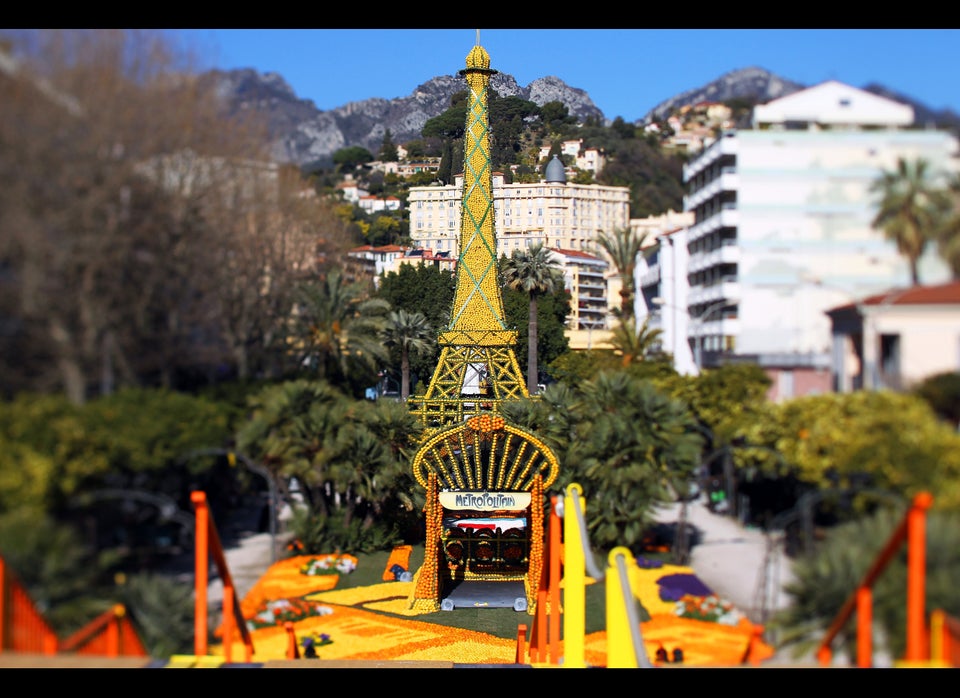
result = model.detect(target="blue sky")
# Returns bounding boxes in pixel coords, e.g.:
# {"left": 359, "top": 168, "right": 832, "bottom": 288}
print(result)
{"left": 172, "top": 29, "right": 960, "bottom": 123}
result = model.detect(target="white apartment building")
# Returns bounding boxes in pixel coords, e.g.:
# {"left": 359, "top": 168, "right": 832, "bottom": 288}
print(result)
{"left": 637, "top": 81, "right": 959, "bottom": 400}
{"left": 407, "top": 156, "right": 630, "bottom": 335}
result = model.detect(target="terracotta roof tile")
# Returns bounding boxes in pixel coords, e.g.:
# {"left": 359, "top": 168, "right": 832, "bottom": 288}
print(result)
{"left": 861, "top": 281, "right": 960, "bottom": 306}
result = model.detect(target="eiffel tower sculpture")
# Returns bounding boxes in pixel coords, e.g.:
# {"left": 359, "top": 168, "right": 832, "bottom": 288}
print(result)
{"left": 407, "top": 37, "right": 559, "bottom": 615}
{"left": 406, "top": 41, "right": 529, "bottom": 433}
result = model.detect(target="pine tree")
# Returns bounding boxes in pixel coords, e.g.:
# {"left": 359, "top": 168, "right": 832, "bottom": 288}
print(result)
{"left": 379, "top": 128, "right": 399, "bottom": 162}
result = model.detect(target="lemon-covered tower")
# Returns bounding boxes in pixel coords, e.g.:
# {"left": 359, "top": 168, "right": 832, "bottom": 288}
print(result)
{"left": 406, "top": 42, "right": 529, "bottom": 433}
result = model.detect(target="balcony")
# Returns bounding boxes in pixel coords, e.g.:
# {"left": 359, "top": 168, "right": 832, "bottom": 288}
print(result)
{"left": 686, "top": 170, "right": 740, "bottom": 210}
{"left": 687, "top": 244, "right": 741, "bottom": 274}
{"left": 687, "top": 205, "right": 739, "bottom": 242}
{"left": 687, "top": 282, "right": 740, "bottom": 307}
{"left": 682, "top": 132, "right": 738, "bottom": 180}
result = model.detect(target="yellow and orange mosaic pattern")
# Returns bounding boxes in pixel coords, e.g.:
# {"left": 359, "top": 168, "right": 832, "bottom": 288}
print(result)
{"left": 210, "top": 551, "right": 773, "bottom": 667}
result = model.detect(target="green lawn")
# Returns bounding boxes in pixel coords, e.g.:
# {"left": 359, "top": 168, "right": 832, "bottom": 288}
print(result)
{"left": 329, "top": 544, "right": 634, "bottom": 640}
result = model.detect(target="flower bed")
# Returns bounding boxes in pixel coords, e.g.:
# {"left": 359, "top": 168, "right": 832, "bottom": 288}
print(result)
{"left": 233, "top": 554, "right": 357, "bottom": 624}
{"left": 247, "top": 598, "right": 334, "bottom": 630}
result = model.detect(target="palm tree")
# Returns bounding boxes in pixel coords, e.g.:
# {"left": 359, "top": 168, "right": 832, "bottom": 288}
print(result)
{"left": 870, "top": 157, "right": 952, "bottom": 285}
{"left": 383, "top": 309, "right": 434, "bottom": 400}
{"left": 236, "top": 379, "right": 419, "bottom": 546}
{"left": 595, "top": 227, "right": 648, "bottom": 319}
{"left": 293, "top": 270, "right": 390, "bottom": 392}
{"left": 501, "top": 243, "right": 564, "bottom": 395}
{"left": 565, "top": 370, "right": 703, "bottom": 550}
{"left": 608, "top": 316, "right": 664, "bottom": 367}
{"left": 934, "top": 172, "right": 960, "bottom": 280}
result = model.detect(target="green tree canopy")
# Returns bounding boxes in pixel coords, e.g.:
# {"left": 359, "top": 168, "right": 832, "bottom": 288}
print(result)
{"left": 737, "top": 390, "right": 960, "bottom": 508}
{"left": 374, "top": 263, "right": 454, "bottom": 384}
{"left": 539, "top": 100, "right": 577, "bottom": 131}
{"left": 332, "top": 146, "right": 375, "bottom": 171}
{"left": 595, "top": 227, "right": 648, "bottom": 318}
{"left": 292, "top": 270, "right": 390, "bottom": 397}
{"left": 235, "top": 379, "right": 422, "bottom": 532}
{"left": 422, "top": 91, "right": 468, "bottom": 140}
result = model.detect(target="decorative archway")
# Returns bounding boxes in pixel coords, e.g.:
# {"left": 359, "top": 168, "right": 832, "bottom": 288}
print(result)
{"left": 408, "top": 415, "right": 558, "bottom": 613}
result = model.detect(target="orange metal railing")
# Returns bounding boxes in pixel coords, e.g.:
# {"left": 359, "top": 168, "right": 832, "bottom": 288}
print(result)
{"left": 1, "top": 556, "right": 146, "bottom": 658}
{"left": 191, "top": 490, "right": 254, "bottom": 663}
{"left": 816, "top": 491, "right": 934, "bottom": 668}
{"left": 59, "top": 604, "right": 148, "bottom": 657}
{"left": 3, "top": 490, "right": 257, "bottom": 665}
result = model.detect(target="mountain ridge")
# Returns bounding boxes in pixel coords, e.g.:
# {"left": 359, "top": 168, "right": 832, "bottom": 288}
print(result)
{"left": 199, "top": 66, "right": 960, "bottom": 169}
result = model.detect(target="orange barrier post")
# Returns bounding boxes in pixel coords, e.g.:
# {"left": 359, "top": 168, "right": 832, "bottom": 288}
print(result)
{"left": 191, "top": 490, "right": 255, "bottom": 663}
{"left": 536, "top": 587, "right": 548, "bottom": 660}
{"left": 193, "top": 491, "right": 210, "bottom": 657}
{"left": 548, "top": 497, "right": 562, "bottom": 665}
{"left": 285, "top": 622, "right": 300, "bottom": 659}
{"left": 223, "top": 585, "right": 235, "bottom": 664}
{"left": 905, "top": 494, "right": 929, "bottom": 662}
{"left": 515, "top": 624, "right": 528, "bottom": 664}
{"left": 856, "top": 587, "right": 872, "bottom": 668}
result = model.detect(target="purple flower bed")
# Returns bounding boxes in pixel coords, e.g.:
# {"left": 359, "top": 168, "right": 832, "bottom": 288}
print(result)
{"left": 656, "top": 573, "right": 713, "bottom": 601}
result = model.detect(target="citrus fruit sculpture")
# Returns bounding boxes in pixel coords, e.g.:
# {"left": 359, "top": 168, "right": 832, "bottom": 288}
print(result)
{"left": 407, "top": 41, "right": 559, "bottom": 614}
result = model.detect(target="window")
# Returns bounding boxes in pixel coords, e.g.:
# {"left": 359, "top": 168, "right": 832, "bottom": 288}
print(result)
{"left": 880, "top": 333, "right": 901, "bottom": 389}
{"left": 778, "top": 370, "right": 795, "bottom": 399}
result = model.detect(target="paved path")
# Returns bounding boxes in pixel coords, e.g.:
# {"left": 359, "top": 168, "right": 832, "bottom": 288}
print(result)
{"left": 651, "top": 496, "right": 795, "bottom": 624}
